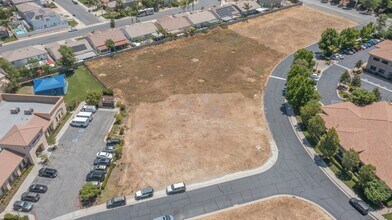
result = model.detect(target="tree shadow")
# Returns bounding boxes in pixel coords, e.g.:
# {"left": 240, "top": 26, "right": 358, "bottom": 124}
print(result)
{"left": 314, "top": 154, "right": 328, "bottom": 168}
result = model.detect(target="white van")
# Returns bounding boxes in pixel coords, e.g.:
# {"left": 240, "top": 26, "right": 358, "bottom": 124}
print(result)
{"left": 82, "top": 105, "right": 97, "bottom": 113}
{"left": 76, "top": 112, "right": 93, "bottom": 122}
{"left": 70, "top": 117, "right": 89, "bottom": 127}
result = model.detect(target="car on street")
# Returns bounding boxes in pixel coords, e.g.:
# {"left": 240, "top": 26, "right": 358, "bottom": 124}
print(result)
{"left": 106, "top": 196, "right": 126, "bottom": 209}
{"left": 29, "top": 184, "right": 48, "bottom": 193}
{"left": 106, "top": 138, "right": 121, "bottom": 146}
{"left": 93, "top": 158, "right": 111, "bottom": 166}
{"left": 38, "top": 168, "right": 58, "bottom": 178}
{"left": 102, "top": 145, "right": 115, "bottom": 153}
{"left": 135, "top": 187, "right": 154, "bottom": 200}
{"left": 68, "top": 27, "right": 78, "bottom": 32}
{"left": 349, "top": 198, "right": 369, "bottom": 215}
{"left": 82, "top": 105, "right": 97, "bottom": 113}
{"left": 91, "top": 165, "right": 108, "bottom": 173}
{"left": 166, "top": 182, "right": 186, "bottom": 195}
{"left": 21, "top": 192, "right": 40, "bottom": 202}
{"left": 330, "top": 53, "right": 343, "bottom": 60}
{"left": 86, "top": 170, "right": 106, "bottom": 182}
{"left": 96, "top": 152, "right": 113, "bottom": 159}
{"left": 153, "top": 215, "right": 174, "bottom": 220}
{"left": 13, "top": 201, "right": 33, "bottom": 212}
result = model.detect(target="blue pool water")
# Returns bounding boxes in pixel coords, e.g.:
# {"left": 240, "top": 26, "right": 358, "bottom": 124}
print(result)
{"left": 14, "top": 28, "right": 27, "bottom": 35}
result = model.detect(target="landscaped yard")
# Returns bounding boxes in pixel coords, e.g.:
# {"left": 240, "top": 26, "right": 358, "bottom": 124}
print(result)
{"left": 384, "top": 213, "right": 392, "bottom": 220}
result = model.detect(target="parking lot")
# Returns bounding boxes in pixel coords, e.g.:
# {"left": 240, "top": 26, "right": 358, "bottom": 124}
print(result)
{"left": 29, "top": 109, "right": 116, "bottom": 220}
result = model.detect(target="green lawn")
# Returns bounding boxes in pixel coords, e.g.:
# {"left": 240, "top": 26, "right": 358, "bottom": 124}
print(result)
{"left": 384, "top": 213, "right": 392, "bottom": 220}
{"left": 64, "top": 66, "right": 104, "bottom": 104}
{"left": 68, "top": 19, "right": 78, "bottom": 27}
{"left": 3, "top": 36, "right": 17, "bottom": 43}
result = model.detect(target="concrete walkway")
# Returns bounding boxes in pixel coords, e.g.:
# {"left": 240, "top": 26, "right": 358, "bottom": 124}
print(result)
{"left": 0, "top": 102, "right": 86, "bottom": 219}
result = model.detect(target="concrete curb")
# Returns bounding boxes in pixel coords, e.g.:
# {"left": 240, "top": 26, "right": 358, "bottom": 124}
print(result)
{"left": 187, "top": 194, "right": 337, "bottom": 220}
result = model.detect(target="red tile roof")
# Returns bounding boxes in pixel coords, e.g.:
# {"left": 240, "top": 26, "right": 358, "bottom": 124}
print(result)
{"left": 0, "top": 149, "right": 24, "bottom": 187}
{"left": 368, "top": 40, "right": 392, "bottom": 62}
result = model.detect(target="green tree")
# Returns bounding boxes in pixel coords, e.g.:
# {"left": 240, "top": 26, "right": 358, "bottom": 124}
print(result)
{"left": 319, "top": 28, "right": 340, "bottom": 56}
{"left": 339, "top": 28, "right": 359, "bottom": 49}
{"left": 293, "top": 48, "right": 315, "bottom": 69}
{"left": 342, "top": 148, "right": 360, "bottom": 172}
{"left": 105, "top": 39, "right": 115, "bottom": 52}
{"left": 350, "top": 88, "right": 377, "bottom": 106}
{"left": 242, "top": 2, "right": 253, "bottom": 15}
{"left": 360, "top": 0, "right": 381, "bottom": 11}
{"left": 286, "top": 74, "right": 320, "bottom": 110}
{"left": 0, "top": 58, "right": 21, "bottom": 81}
{"left": 351, "top": 75, "right": 361, "bottom": 88}
{"left": 317, "top": 128, "right": 340, "bottom": 159}
{"left": 0, "top": 8, "right": 12, "bottom": 20}
{"left": 360, "top": 23, "right": 376, "bottom": 41}
{"left": 156, "top": 27, "right": 171, "bottom": 38}
{"left": 355, "top": 60, "right": 363, "bottom": 69}
{"left": 4, "top": 80, "right": 19, "bottom": 93}
{"left": 372, "top": 87, "right": 382, "bottom": 101}
{"left": 300, "top": 100, "right": 321, "bottom": 127}
{"left": 59, "top": 45, "right": 76, "bottom": 68}
{"left": 79, "top": 182, "right": 101, "bottom": 205}
{"left": 308, "top": 115, "right": 325, "bottom": 142}
{"left": 287, "top": 63, "right": 311, "bottom": 82}
{"left": 85, "top": 90, "right": 102, "bottom": 105}
{"left": 340, "top": 70, "right": 351, "bottom": 84}
{"left": 115, "top": 0, "right": 124, "bottom": 11}
{"left": 358, "top": 164, "right": 377, "bottom": 186}
{"left": 364, "top": 179, "right": 391, "bottom": 203}
{"left": 110, "top": 17, "right": 115, "bottom": 28}
{"left": 376, "top": 14, "right": 388, "bottom": 35}
{"left": 380, "top": 0, "right": 392, "bottom": 11}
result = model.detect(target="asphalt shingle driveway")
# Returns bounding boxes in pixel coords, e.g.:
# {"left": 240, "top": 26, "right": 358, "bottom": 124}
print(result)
{"left": 30, "top": 109, "right": 116, "bottom": 220}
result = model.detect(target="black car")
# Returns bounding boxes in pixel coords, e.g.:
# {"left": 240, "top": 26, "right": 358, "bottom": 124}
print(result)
{"left": 93, "top": 158, "right": 111, "bottom": 166}
{"left": 349, "top": 198, "right": 369, "bottom": 215}
{"left": 21, "top": 192, "right": 40, "bottom": 202}
{"left": 13, "top": 201, "right": 33, "bottom": 212}
{"left": 106, "top": 138, "right": 121, "bottom": 146}
{"left": 86, "top": 170, "right": 106, "bottom": 182}
{"left": 135, "top": 187, "right": 154, "bottom": 200}
{"left": 38, "top": 168, "right": 58, "bottom": 178}
{"left": 106, "top": 196, "right": 126, "bottom": 209}
{"left": 29, "top": 184, "right": 48, "bottom": 193}
{"left": 102, "top": 145, "right": 115, "bottom": 154}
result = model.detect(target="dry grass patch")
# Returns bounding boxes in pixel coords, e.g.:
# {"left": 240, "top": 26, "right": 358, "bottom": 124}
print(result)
{"left": 230, "top": 6, "right": 357, "bottom": 55}
{"left": 200, "top": 196, "right": 333, "bottom": 220}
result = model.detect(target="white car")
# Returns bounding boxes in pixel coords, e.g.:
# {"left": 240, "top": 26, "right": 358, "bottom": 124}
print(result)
{"left": 68, "top": 27, "right": 78, "bottom": 32}
{"left": 82, "top": 105, "right": 97, "bottom": 113}
{"left": 166, "top": 182, "right": 186, "bottom": 195}
{"left": 96, "top": 152, "right": 113, "bottom": 159}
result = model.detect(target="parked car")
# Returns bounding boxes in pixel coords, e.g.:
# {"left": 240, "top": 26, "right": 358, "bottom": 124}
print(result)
{"left": 72, "top": 0, "right": 78, "bottom": 4}
{"left": 93, "top": 158, "right": 111, "bottom": 166}
{"left": 342, "top": 49, "right": 354, "bottom": 55}
{"left": 29, "top": 184, "right": 48, "bottom": 193}
{"left": 89, "top": 181, "right": 102, "bottom": 188}
{"left": 106, "top": 196, "right": 126, "bottom": 209}
{"left": 330, "top": 54, "right": 340, "bottom": 60}
{"left": 13, "top": 201, "right": 33, "bottom": 212}
{"left": 102, "top": 145, "right": 115, "bottom": 153}
{"left": 91, "top": 165, "right": 108, "bottom": 173}
{"left": 86, "top": 170, "right": 106, "bottom": 182}
{"left": 153, "top": 215, "right": 174, "bottom": 220}
{"left": 349, "top": 198, "right": 369, "bottom": 215}
{"left": 96, "top": 152, "right": 113, "bottom": 159}
{"left": 21, "top": 192, "right": 40, "bottom": 202}
{"left": 166, "top": 182, "right": 186, "bottom": 195}
{"left": 106, "top": 138, "right": 121, "bottom": 146}
{"left": 82, "top": 105, "right": 97, "bottom": 113}
{"left": 135, "top": 187, "right": 154, "bottom": 200}
{"left": 38, "top": 168, "right": 58, "bottom": 178}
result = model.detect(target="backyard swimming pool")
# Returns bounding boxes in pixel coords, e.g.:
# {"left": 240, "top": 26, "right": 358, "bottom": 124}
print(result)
{"left": 14, "top": 28, "right": 28, "bottom": 36}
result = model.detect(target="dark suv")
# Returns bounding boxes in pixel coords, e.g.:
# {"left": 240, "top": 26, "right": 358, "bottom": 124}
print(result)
{"left": 21, "top": 192, "right": 40, "bottom": 202}
{"left": 38, "top": 168, "right": 58, "bottom": 178}
{"left": 29, "top": 184, "right": 48, "bottom": 193}
{"left": 106, "top": 196, "right": 126, "bottom": 209}
{"left": 86, "top": 170, "right": 105, "bottom": 182}
{"left": 93, "top": 158, "right": 111, "bottom": 166}
{"left": 349, "top": 198, "right": 369, "bottom": 215}
{"left": 106, "top": 138, "right": 121, "bottom": 146}
{"left": 13, "top": 201, "right": 33, "bottom": 212}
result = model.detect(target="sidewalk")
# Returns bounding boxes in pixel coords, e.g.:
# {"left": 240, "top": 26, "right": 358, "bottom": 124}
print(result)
{"left": 0, "top": 102, "right": 86, "bottom": 219}
{"left": 284, "top": 102, "right": 384, "bottom": 220}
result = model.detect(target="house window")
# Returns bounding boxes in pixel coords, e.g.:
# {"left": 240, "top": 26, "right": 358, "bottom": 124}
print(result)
{"left": 373, "top": 57, "right": 380, "bottom": 61}
{"left": 370, "top": 66, "right": 377, "bottom": 71}
{"left": 378, "top": 68, "right": 385, "bottom": 74}
{"left": 382, "top": 60, "right": 388, "bottom": 65}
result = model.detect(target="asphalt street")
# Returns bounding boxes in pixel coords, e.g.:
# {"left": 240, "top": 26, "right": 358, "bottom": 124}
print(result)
{"left": 317, "top": 64, "right": 345, "bottom": 105}
{"left": 29, "top": 110, "right": 116, "bottom": 220}
{"left": 55, "top": 0, "right": 102, "bottom": 25}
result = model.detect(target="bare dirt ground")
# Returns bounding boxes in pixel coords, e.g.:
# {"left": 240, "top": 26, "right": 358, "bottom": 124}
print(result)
{"left": 86, "top": 5, "right": 357, "bottom": 201}
{"left": 229, "top": 6, "right": 357, "bottom": 55}
{"left": 200, "top": 196, "right": 332, "bottom": 220}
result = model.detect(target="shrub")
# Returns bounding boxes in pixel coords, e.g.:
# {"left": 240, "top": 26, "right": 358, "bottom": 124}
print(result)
{"left": 119, "top": 127, "right": 125, "bottom": 135}
{"left": 4, "top": 214, "right": 28, "bottom": 220}
{"left": 46, "top": 135, "right": 56, "bottom": 145}
{"left": 66, "top": 99, "right": 77, "bottom": 111}
{"left": 85, "top": 90, "right": 102, "bottom": 106}
{"left": 102, "top": 88, "right": 114, "bottom": 96}
{"left": 114, "top": 113, "right": 124, "bottom": 125}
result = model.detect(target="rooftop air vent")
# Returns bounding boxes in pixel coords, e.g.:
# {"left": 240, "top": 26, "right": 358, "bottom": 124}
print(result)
{"left": 10, "top": 107, "right": 20, "bottom": 114}
{"left": 24, "top": 108, "right": 34, "bottom": 115}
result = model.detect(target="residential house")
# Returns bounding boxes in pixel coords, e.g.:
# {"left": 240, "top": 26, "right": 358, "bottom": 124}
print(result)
{"left": 211, "top": 5, "right": 241, "bottom": 21}
{"left": 185, "top": 10, "right": 220, "bottom": 28}
{"left": 0, "top": 45, "right": 49, "bottom": 68}
{"left": 86, "top": 29, "right": 128, "bottom": 54}
{"left": 106, "top": 0, "right": 136, "bottom": 10}
{"left": 121, "top": 22, "right": 159, "bottom": 42}
{"left": 321, "top": 101, "right": 392, "bottom": 189}
{"left": 0, "top": 26, "right": 10, "bottom": 39}
{"left": 16, "top": 2, "right": 68, "bottom": 31}
{"left": 9, "top": 0, "right": 35, "bottom": 5}
{"left": 234, "top": 1, "right": 262, "bottom": 15}
{"left": 366, "top": 40, "right": 392, "bottom": 80}
{"left": 45, "top": 39, "right": 97, "bottom": 62}
{"left": 155, "top": 15, "right": 192, "bottom": 35}
{"left": 33, "top": 74, "right": 67, "bottom": 96}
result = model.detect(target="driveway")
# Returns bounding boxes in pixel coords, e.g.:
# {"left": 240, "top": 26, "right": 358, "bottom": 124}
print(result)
{"left": 30, "top": 109, "right": 116, "bottom": 220}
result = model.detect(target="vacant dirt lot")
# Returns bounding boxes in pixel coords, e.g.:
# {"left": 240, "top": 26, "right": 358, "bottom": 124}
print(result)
{"left": 201, "top": 196, "right": 332, "bottom": 220}
{"left": 86, "top": 5, "right": 357, "bottom": 200}
{"left": 230, "top": 6, "right": 357, "bottom": 55}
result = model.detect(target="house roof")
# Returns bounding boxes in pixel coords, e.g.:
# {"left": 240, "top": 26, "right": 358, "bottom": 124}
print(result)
{"left": 321, "top": 101, "right": 392, "bottom": 188}
{"left": 122, "top": 22, "right": 158, "bottom": 39}
{"left": 368, "top": 40, "right": 392, "bottom": 62}
{"left": 11, "top": 0, "right": 36, "bottom": 5}
{"left": 33, "top": 74, "right": 66, "bottom": 93}
{"left": 0, "top": 149, "right": 24, "bottom": 188}
{"left": 87, "top": 29, "right": 127, "bottom": 50}
{"left": 155, "top": 16, "right": 192, "bottom": 34}
{"left": 0, "top": 45, "right": 47, "bottom": 63}
{"left": 185, "top": 11, "right": 218, "bottom": 25}
{"left": 212, "top": 5, "right": 240, "bottom": 19}
{"left": 235, "top": 1, "right": 262, "bottom": 12}
{"left": 0, "top": 124, "right": 42, "bottom": 146}
{"left": 29, "top": 115, "right": 51, "bottom": 131}
{"left": 45, "top": 39, "right": 94, "bottom": 61}
{"left": 16, "top": 2, "right": 56, "bottom": 21}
